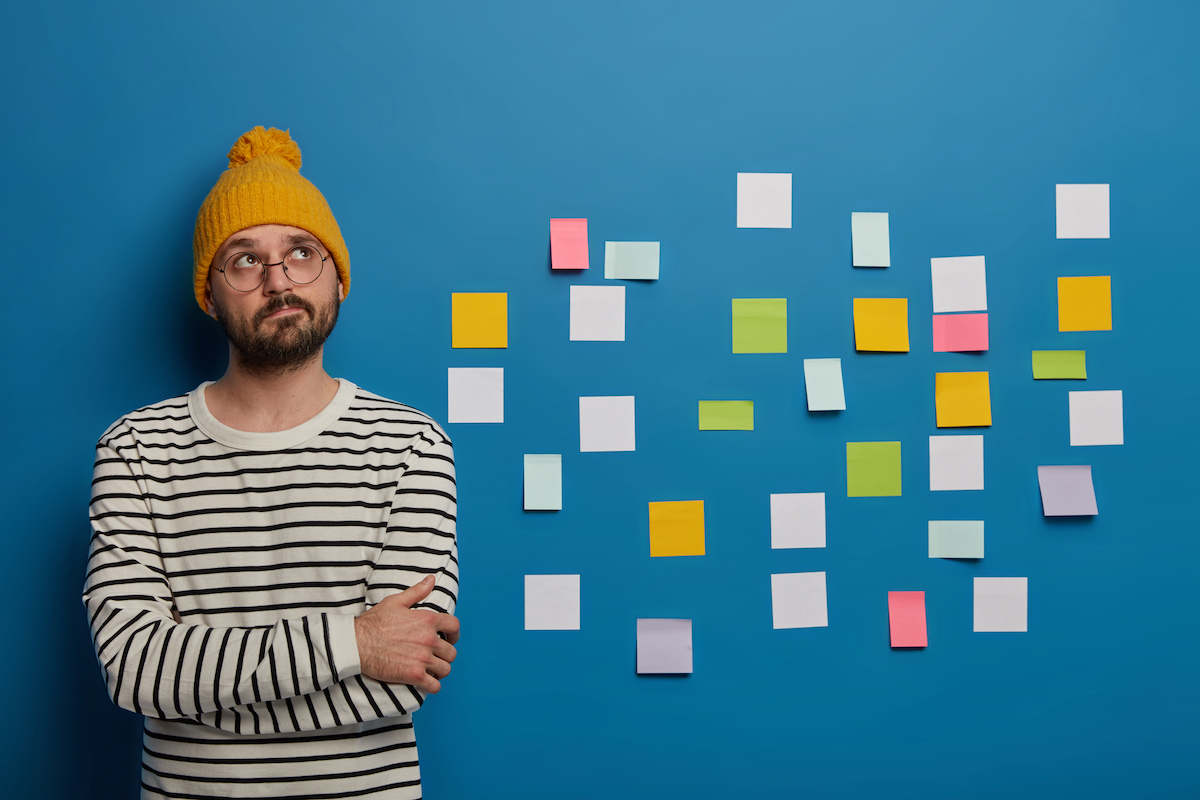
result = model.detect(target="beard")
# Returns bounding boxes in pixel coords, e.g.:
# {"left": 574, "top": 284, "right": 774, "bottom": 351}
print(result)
{"left": 214, "top": 290, "right": 340, "bottom": 375}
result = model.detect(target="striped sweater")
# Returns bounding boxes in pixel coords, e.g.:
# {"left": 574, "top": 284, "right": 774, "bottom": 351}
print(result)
{"left": 83, "top": 379, "right": 459, "bottom": 799}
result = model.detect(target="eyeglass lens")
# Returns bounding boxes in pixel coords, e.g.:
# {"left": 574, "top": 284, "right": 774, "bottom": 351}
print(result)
{"left": 223, "top": 245, "right": 325, "bottom": 291}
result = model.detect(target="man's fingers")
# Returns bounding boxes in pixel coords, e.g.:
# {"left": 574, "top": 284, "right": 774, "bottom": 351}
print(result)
{"left": 418, "top": 673, "right": 442, "bottom": 694}
{"left": 436, "top": 613, "right": 461, "bottom": 645}
{"left": 432, "top": 639, "right": 457, "bottom": 664}
{"left": 390, "top": 575, "right": 436, "bottom": 609}
{"left": 426, "top": 655, "right": 452, "bottom": 681}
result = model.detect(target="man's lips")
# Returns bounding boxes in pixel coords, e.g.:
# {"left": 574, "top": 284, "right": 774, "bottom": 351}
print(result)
{"left": 265, "top": 306, "right": 304, "bottom": 319}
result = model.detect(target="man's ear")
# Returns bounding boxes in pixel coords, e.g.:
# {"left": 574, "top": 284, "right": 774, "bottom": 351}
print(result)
{"left": 204, "top": 278, "right": 217, "bottom": 319}
{"left": 338, "top": 279, "right": 345, "bottom": 302}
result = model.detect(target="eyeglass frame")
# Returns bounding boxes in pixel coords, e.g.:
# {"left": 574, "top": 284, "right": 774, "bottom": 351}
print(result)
{"left": 214, "top": 243, "right": 330, "bottom": 292}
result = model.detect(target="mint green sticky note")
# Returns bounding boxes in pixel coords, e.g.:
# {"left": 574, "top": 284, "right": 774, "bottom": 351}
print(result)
{"left": 732, "top": 298, "right": 787, "bottom": 353}
{"left": 1032, "top": 350, "right": 1087, "bottom": 379}
{"left": 803, "top": 358, "right": 846, "bottom": 411}
{"left": 604, "top": 241, "right": 660, "bottom": 279}
{"left": 846, "top": 441, "right": 901, "bottom": 497}
{"left": 851, "top": 212, "right": 890, "bottom": 267}
{"left": 523, "top": 454, "right": 562, "bottom": 510}
{"left": 698, "top": 401, "right": 754, "bottom": 430}
{"left": 928, "top": 520, "right": 984, "bottom": 558}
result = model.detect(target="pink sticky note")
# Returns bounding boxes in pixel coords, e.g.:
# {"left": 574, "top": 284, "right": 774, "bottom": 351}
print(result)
{"left": 550, "top": 218, "right": 589, "bottom": 270}
{"left": 888, "top": 591, "right": 928, "bottom": 647}
{"left": 932, "top": 313, "right": 989, "bottom": 352}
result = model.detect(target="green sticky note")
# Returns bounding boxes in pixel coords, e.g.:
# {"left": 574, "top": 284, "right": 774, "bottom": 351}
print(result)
{"left": 523, "top": 454, "right": 562, "bottom": 510}
{"left": 732, "top": 298, "right": 787, "bottom": 353}
{"left": 1032, "top": 350, "right": 1087, "bottom": 379}
{"left": 928, "top": 520, "right": 984, "bottom": 558}
{"left": 851, "top": 212, "right": 890, "bottom": 267}
{"left": 604, "top": 241, "right": 660, "bottom": 279}
{"left": 846, "top": 441, "right": 901, "bottom": 497}
{"left": 698, "top": 401, "right": 754, "bottom": 430}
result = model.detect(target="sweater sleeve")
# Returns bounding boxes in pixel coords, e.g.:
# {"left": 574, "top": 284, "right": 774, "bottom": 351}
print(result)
{"left": 83, "top": 440, "right": 362, "bottom": 721}
{"left": 183, "top": 431, "right": 459, "bottom": 735}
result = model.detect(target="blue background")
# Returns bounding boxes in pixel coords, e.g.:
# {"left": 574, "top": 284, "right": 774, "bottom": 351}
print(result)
{"left": 1, "top": 1, "right": 1197, "bottom": 797}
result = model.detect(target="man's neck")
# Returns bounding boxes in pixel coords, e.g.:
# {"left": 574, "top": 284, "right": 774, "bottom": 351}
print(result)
{"left": 204, "top": 348, "right": 341, "bottom": 433}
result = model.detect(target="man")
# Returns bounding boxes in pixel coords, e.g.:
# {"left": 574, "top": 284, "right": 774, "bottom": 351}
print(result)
{"left": 83, "top": 126, "right": 460, "bottom": 799}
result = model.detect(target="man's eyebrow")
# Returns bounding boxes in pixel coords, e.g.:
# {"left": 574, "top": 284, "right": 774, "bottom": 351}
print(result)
{"left": 215, "top": 233, "right": 322, "bottom": 261}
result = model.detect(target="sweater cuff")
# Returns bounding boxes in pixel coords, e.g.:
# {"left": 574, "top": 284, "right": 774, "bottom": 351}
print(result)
{"left": 327, "top": 613, "right": 362, "bottom": 682}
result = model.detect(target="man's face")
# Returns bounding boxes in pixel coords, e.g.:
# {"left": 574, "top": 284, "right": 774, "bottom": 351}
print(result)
{"left": 205, "top": 224, "right": 344, "bottom": 374}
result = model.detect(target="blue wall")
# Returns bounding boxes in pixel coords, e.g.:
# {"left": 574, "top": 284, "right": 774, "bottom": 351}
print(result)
{"left": 2, "top": 1, "right": 1197, "bottom": 797}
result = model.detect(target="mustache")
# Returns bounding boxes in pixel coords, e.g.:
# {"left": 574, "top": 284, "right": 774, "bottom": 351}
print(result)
{"left": 254, "top": 294, "right": 315, "bottom": 326}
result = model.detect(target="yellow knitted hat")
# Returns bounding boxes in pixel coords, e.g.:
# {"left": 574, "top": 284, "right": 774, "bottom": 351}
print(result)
{"left": 192, "top": 126, "right": 350, "bottom": 314}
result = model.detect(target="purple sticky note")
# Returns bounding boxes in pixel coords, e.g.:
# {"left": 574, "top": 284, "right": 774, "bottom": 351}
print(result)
{"left": 1037, "top": 465, "right": 1098, "bottom": 516}
{"left": 636, "top": 618, "right": 693, "bottom": 674}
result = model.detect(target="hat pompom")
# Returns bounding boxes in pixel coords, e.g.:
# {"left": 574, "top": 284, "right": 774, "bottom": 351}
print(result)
{"left": 226, "top": 126, "right": 302, "bottom": 171}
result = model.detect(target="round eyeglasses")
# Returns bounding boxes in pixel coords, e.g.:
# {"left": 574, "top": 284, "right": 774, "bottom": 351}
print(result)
{"left": 216, "top": 244, "right": 328, "bottom": 292}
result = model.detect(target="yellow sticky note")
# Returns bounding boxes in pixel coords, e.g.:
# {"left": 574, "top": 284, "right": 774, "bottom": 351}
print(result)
{"left": 649, "top": 500, "right": 705, "bottom": 557}
{"left": 935, "top": 371, "right": 992, "bottom": 427}
{"left": 452, "top": 293, "right": 508, "bottom": 348}
{"left": 1058, "top": 276, "right": 1112, "bottom": 331}
{"left": 853, "top": 298, "right": 909, "bottom": 352}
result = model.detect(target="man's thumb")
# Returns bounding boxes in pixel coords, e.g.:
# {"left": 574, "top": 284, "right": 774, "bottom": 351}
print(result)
{"left": 393, "top": 575, "right": 436, "bottom": 608}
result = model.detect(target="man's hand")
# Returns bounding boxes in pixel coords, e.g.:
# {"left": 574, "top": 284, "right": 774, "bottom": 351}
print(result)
{"left": 354, "top": 575, "right": 460, "bottom": 692}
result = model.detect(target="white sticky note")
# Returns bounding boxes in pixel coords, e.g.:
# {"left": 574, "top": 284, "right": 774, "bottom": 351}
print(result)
{"left": 974, "top": 577, "right": 1028, "bottom": 632}
{"left": 1069, "top": 390, "right": 1124, "bottom": 446}
{"left": 771, "top": 571, "right": 828, "bottom": 629}
{"left": 803, "top": 358, "right": 846, "bottom": 411}
{"left": 524, "top": 575, "right": 580, "bottom": 630}
{"left": 929, "top": 435, "right": 984, "bottom": 491}
{"left": 523, "top": 454, "right": 562, "bottom": 511}
{"left": 770, "top": 493, "right": 826, "bottom": 549}
{"left": 930, "top": 256, "right": 988, "bottom": 313}
{"left": 604, "top": 242, "right": 660, "bottom": 280}
{"left": 928, "top": 521, "right": 984, "bottom": 559}
{"left": 1056, "top": 184, "right": 1110, "bottom": 239}
{"left": 851, "top": 212, "right": 890, "bottom": 267}
{"left": 570, "top": 285, "right": 625, "bottom": 341}
{"left": 447, "top": 368, "right": 503, "bottom": 423}
{"left": 579, "top": 395, "right": 636, "bottom": 452}
{"left": 636, "top": 618, "right": 693, "bottom": 674}
{"left": 737, "top": 172, "right": 792, "bottom": 228}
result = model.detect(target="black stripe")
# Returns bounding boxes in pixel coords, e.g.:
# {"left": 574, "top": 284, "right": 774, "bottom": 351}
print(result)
{"left": 212, "top": 629, "right": 232, "bottom": 714}
{"left": 143, "top": 758, "right": 419, "bottom": 785}
{"left": 152, "top": 624, "right": 174, "bottom": 719}
{"left": 355, "top": 676, "right": 384, "bottom": 718}
{"left": 143, "top": 719, "right": 412, "bottom": 746}
{"left": 174, "top": 579, "right": 367, "bottom": 598}
{"left": 140, "top": 777, "right": 420, "bottom": 799}
{"left": 192, "top": 628, "right": 213, "bottom": 714}
{"left": 173, "top": 626, "right": 195, "bottom": 717}
{"left": 180, "top": 596, "right": 364, "bottom": 617}
{"left": 143, "top": 737, "right": 413, "bottom": 766}
{"left": 131, "top": 620, "right": 161, "bottom": 715}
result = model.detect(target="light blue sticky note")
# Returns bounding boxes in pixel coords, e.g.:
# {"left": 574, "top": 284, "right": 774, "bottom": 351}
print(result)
{"left": 928, "top": 520, "right": 984, "bottom": 558}
{"left": 851, "top": 212, "right": 890, "bottom": 267}
{"left": 803, "top": 358, "right": 846, "bottom": 411}
{"left": 523, "top": 454, "right": 562, "bottom": 511}
{"left": 604, "top": 241, "right": 660, "bottom": 280}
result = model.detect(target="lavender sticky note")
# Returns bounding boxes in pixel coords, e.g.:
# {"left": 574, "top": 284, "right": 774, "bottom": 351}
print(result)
{"left": 1037, "top": 465, "right": 1098, "bottom": 516}
{"left": 636, "top": 618, "right": 693, "bottom": 674}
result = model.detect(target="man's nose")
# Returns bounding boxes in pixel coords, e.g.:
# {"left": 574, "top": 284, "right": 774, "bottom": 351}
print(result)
{"left": 261, "top": 259, "right": 295, "bottom": 294}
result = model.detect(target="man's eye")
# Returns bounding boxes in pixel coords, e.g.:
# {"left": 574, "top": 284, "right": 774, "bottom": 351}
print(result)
{"left": 231, "top": 254, "right": 259, "bottom": 270}
{"left": 291, "top": 247, "right": 311, "bottom": 260}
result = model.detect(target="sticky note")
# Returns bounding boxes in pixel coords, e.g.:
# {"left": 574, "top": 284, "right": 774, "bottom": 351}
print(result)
{"left": 569, "top": 285, "right": 625, "bottom": 341}
{"left": 648, "top": 500, "right": 705, "bottom": 557}
{"left": 930, "top": 256, "right": 987, "bottom": 313}
{"left": 579, "top": 396, "right": 635, "bottom": 452}
{"left": 974, "top": 577, "right": 1028, "bottom": 632}
{"left": 1069, "top": 390, "right": 1123, "bottom": 446}
{"left": 803, "top": 358, "right": 846, "bottom": 411}
{"left": 853, "top": 298, "right": 909, "bottom": 352}
{"left": 932, "top": 313, "right": 989, "bottom": 352}
{"left": 550, "top": 218, "right": 588, "bottom": 270}
{"left": 523, "top": 454, "right": 562, "bottom": 511}
{"left": 770, "top": 493, "right": 826, "bottom": 549}
{"left": 451, "top": 292, "right": 507, "bottom": 348}
{"left": 851, "top": 212, "right": 890, "bottom": 267}
{"left": 771, "top": 572, "right": 828, "bottom": 629}
{"left": 935, "top": 372, "right": 991, "bottom": 427}
{"left": 604, "top": 241, "right": 660, "bottom": 280}
{"left": 732, "top": 298, "right": 787, "bottom": 353}
{"left": 888, "top": 592, "right": 927, "bottom": 647}
{"left": 736, "top": 172, "right": 791, "bottom": 228}
{"left": 847, "top": 441, "right": 901, "bottom": 497}
{"left": 1058, "top": 276, "right": 1112, "bottom": 331}
{"left": 524, "top": 575, "right": 579, "bottom": 630}
{"left": 929, "top": 435, "right": 984, "bottom": 491}
{"left": 447, "top": 368, "right": 503, "bottom": 423}
{"left": 1056, "top": 184, "right": 1109, "bottom": 239}
{"left": 636, "top": 619, "right": 693, "bottom": 674}
{"left": 928, "top": 521, "right": 984, "bottom": 558}
{"left": 698, "top": 401, "right": 753, "bottom": 431}
{"left": 1037, "top": 465, "right": 1098, "bottom": 516}
{"left": 1033, "top": 350, "right": 1086, "bottom": 379}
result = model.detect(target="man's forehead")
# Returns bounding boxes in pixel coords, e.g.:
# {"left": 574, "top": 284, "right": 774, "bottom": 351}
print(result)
{"left": 218, "top": 226, "right": 321, "bottom": 253}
